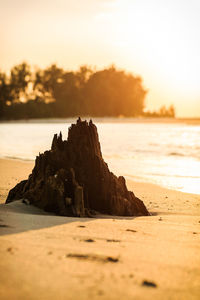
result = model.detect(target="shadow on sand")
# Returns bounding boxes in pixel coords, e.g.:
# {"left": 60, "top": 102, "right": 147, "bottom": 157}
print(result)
{"left": 0, "top": 200, "right": 92, "bottom": 236}
{"left": 0, "top": 200, "right": 139, "bottom": 236}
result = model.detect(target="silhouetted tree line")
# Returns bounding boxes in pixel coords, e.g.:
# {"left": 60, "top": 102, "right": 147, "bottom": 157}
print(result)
{"left": 0, "top": 62, "right": 175, "bottom": 119}
{"left": 143, "top": 105, "right": 175, "bottom": 118}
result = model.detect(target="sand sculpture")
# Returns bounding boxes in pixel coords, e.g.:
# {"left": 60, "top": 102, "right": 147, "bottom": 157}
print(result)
{"left": 6, "top": 118, "right": 149, "bottom": 217}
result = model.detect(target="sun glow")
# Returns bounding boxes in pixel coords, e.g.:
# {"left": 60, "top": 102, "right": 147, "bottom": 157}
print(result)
{"left": 96, "top": 0, "right": 200, "bottom": 116}
{"left": 0, "top": 0, "right": 200, "bottom": 117}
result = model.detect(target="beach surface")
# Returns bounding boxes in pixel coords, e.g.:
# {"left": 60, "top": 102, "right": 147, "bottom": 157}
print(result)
{"left": 0, "top": 158, "right": 200, "bottom": 299}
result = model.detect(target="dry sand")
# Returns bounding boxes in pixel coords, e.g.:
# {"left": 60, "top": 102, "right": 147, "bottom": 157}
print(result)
{"left": 0, "top": 158, "right": 200, "bottom": 300}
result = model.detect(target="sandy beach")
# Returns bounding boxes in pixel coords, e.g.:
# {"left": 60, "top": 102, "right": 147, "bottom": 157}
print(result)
{"left": 0, "top": 158, "right": 200, "bottom": 300}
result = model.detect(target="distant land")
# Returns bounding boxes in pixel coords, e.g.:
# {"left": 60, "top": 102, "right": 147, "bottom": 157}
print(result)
{"left": 0, "top": 62, "right": 175, "bottom": 120}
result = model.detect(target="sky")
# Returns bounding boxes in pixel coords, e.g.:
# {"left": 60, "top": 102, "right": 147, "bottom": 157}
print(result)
{"left": 1, "top": 0, "right": 200, "bottom": 117}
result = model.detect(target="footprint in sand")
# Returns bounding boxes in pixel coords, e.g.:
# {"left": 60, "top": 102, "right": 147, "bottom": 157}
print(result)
{"left": 106, "top": 239, "right": 121, "bottom": 242}
{"left": 142, "top": 280, "right": 157, "bottom": 288}
{"left": 83, "top": 239, "right": 95, "bottom": 243}
{"left": 98, "top": 290, "right": 104, "bottom": 296}
{"left": 66, "top": 253, "right": 119, "bottom": 263}
{"left": 121, "top": 274, "right": 134, "bottom": 279}
{"left": 7, "top": 247, "right": 15, "bottom": 254}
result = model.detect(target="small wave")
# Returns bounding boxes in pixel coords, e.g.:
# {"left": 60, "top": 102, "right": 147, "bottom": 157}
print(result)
{"left": 168, "top": 152, "right": 184, "bottom": 157}
{"left": 4, "top": 155, "right": 34, "bottom": 162}
{"left": 148, "top": 172, "right": 200, "bottom": 179}
{"left": 168, "top": 152, "right": 200, "bottom": 160}
{"left": 148, "top": 143, "right": 159, "bottom": 146}
{"left": 125, "top": 172, "right": 200, "bottom": 180}
{"left": 104, "top": 154, "right": 123, "bottom": 159}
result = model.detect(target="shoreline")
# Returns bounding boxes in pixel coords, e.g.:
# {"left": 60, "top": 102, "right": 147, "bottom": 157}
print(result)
{"left": 1, "top": 157, "right": 199, "bottom": 197}
{"left": 0, "top": 117, "right": 200, "bottom": 125}
{"left": 0, "top": 158, "right": 200, "bottom": 299}
{"left": 0, "top": 158, "right": 200, "bottom": 215}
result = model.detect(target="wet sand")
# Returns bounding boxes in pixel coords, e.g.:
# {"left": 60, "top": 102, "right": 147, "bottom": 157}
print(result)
{"left": 0, "top": 158, "right": 200, "bottom": 300}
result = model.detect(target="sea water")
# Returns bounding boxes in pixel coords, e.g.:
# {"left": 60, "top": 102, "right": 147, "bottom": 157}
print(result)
{"left": 0, "top": 119, "right": 200, "bottom": 194}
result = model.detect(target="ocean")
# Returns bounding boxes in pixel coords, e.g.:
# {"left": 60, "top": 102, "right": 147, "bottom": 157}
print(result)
{"left": 0, "top": 118, "right": 200, "bottom": 194}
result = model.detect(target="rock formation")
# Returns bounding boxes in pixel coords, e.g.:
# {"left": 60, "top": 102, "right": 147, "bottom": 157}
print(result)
{"left": 6, "top": 118, "right": 149, "bottom": 217}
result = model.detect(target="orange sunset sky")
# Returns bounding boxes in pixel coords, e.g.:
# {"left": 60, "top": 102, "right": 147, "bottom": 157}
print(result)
{"left": 1, "top": 0, "right": 200, "bottom": 117}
